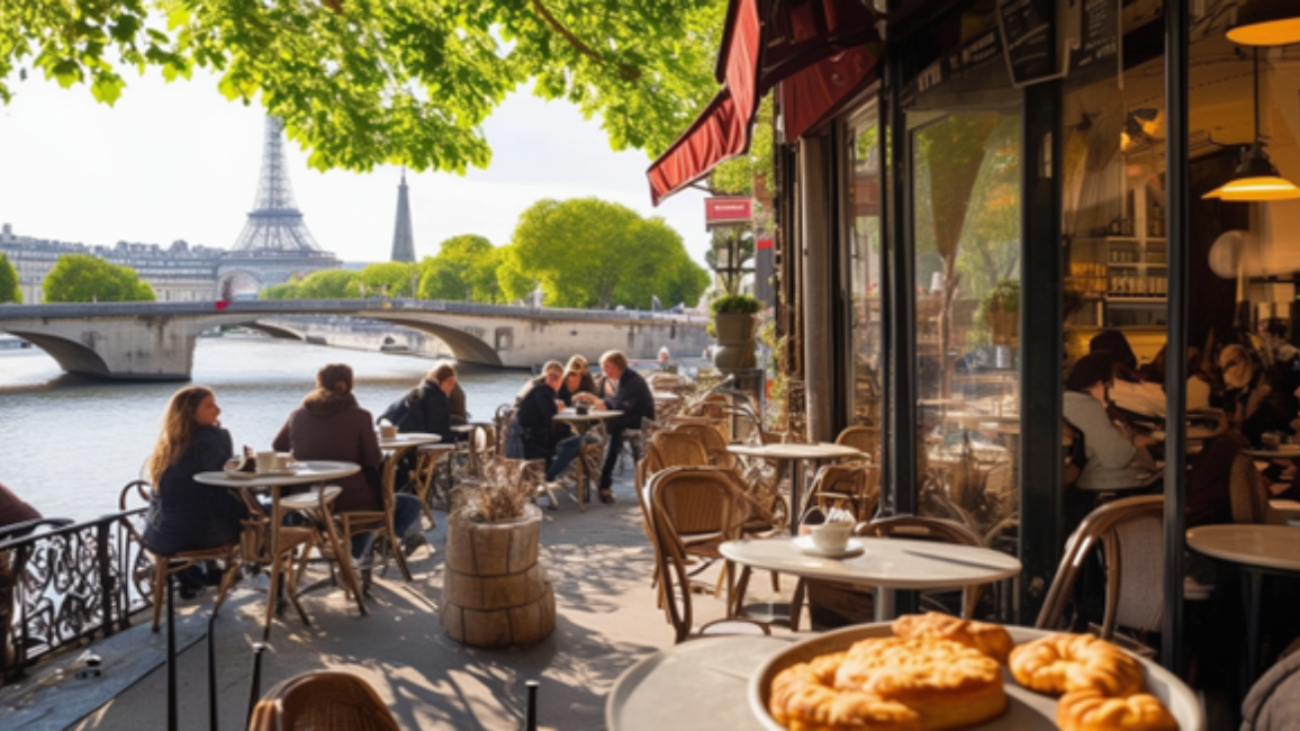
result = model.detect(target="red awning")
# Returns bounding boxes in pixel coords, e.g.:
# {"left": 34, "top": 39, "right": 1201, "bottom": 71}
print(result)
{"left": 647, "top": 0, "right": 879, "bottom": 206}
{"left": 647, "top": 0, "right": 761, "bottom": 206}
{"left": 779, "top": 45, "right": 878, "bottom": 141}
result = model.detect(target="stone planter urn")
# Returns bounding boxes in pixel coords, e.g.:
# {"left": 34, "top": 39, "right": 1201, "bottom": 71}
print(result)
{"left": 713, "top": 312, "right": 757, "bottom": 369}
{"left": 440, "top": 503, "right": 555, "bottom": 648}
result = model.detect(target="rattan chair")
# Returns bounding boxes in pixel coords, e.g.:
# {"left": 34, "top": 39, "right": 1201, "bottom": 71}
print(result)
{"left": 835, "top": 425, "right": 881, "bottom": 461}
{"left": 811, "top": 462, "right": 880, "bottom": 523}
{"left": 1230, "top": 451, "right": 1270, "bottom": 524}
{"left": 646, "top": 466, "right": 771, "bottom": 643}
{"left": 248, "top": 670, "right": 400, "bottom": 731}
{"left": 1035, "top": 495, "right": 1165, "bottom": 641}
{"left": 117, "top": 480, "right": 243, "bottom": 632}
{"left": 279, "top": 485, "right": 367, "bottom": 616}
{"left": 336, "top": 458, "right": 412, "bottom": 582}
{"left": 672, "top": 423, "right": 738, "bottom": 469}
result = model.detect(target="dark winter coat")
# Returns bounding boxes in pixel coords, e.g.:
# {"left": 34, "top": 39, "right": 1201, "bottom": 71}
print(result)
{"left": 604, "top": 367, "right": 655, "bottom": 432}
{"left": 380, "top": 380, "right": 455, "bottom": 443}
{"left": 515, "top": 380, "right": 564, "bottom": 460}
{"left": 143, "top": 425, "right": 248, "bottom": 555}
{"left": 273, "top": 390, "right": 383, "bottom": 514}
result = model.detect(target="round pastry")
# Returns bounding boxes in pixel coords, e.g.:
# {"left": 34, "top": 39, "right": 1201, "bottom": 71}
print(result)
{"left": 836, "top": 637, "right": 1007, "bottom": 730}
{"left": 1009, "top": 633, "right": 1144, "bottom": 697}
{"left": 891, "top": 611, "right": 1015, "bottom": 664}
{"left": 769, "top": 661, "right": 922, "bottom": 731}
{"left": 1057, "top": 689, "right": 1178, "bottom": 731}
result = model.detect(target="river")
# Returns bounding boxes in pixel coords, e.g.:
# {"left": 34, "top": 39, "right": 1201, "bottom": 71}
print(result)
{"left": 0, "top": 335, "right": 531, "bottom": 522}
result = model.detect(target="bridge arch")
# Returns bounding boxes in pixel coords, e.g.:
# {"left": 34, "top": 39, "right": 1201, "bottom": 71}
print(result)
{"left": 7, "top": 330, "right": 112, "bottom": 378}
{"left": 371, "top": 317, "right": 502, "bottom": 366}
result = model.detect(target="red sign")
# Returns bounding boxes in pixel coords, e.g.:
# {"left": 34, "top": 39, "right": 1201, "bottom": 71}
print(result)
{"left": 756, "top": 238, "right": 773, "bottom": 250}
{"left": 704, "top": 197, "right": 753, "bottom": 225}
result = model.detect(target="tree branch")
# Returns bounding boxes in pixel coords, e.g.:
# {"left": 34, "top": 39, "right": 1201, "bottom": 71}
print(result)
{"left": 530, "top": 0, "right": 641, "bottom": 81}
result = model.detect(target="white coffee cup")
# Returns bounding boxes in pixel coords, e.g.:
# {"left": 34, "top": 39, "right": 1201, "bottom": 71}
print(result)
{"left": 255, "top": 450, "right": 277, "bottom": 474}
{"left": 810, "top": 522, "right": 853, "bottom": 552}
{"left": 275, "top": 453, "right": 294, "bottom": 470}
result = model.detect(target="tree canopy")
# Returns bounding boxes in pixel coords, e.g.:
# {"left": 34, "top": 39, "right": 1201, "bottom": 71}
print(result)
{"left": 1, "top": 0, "right": 725, "bottom": 172}
{"left": 418, "top": 235, "right": 500, "bottom": 302}
{"left": 502, "top": 197, "right": 708, "bottom": 310}
{"left": 0, "top": 253, "right": 19, "bottom": 303}
{"left": 43, "top": 254, "right": 155, "bottom": 303}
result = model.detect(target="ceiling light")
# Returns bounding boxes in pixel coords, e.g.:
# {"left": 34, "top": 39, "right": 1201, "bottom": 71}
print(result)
{"left": 1227, "top": 0, "right": 1300, "bottom": 47}
{"left": 1202, "top": 49, "right": 1300, "bottom": 201}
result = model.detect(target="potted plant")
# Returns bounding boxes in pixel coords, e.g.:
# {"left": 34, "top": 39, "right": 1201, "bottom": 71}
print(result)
{"left": 977, "top": 280, "right": 1020, "bottom": 347}
{"left": 711, "top": 293, "right": 763, "bottom": 369}
{"left": 440, "top": 460, "right": 555, "bottom": 648}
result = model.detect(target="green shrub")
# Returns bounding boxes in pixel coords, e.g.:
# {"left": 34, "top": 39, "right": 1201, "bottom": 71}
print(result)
{"left": 710, "top": 293, "right": 763, "bottom": 316}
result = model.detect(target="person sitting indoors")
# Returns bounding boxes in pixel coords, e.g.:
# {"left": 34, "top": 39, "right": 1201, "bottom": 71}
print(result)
{"left": 274, "top": 364, "right": 423, "bottom": 559}
{"left": 142, "top": 386, "right": 249, "bottom": 596}
{"left": 1257, "top": 317, "right": 1300, "bottom": 372}
{"left": 1088, "top": 330, "right": 1167, "bottom": 418}
{"left": 1063, "top": 354, "right": 1160, "bottom": 493}
{"left": 573, "top": 350, "right": 656, "bottom": 504}
{"left": 1218, "top": 344, "right": 1293, "bottom": 446}
{"left": 379, "top": 361, "right": 459, "bottom": 444}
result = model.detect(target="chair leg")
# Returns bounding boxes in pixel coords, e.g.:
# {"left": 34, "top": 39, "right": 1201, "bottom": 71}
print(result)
{"left": 789, "top": 579, "right": 807, "bottom": 632}
{"left": 325, "top": 522, "right": 367, "bottom": 616}
{"left": 388, "top": 530, "right": 413, "bottom": 582}
{"left": 151, "top": 560, "right": 168, "bottom": 632}
{"left": 211, "top": 559, "right": 242, "bottom": 618}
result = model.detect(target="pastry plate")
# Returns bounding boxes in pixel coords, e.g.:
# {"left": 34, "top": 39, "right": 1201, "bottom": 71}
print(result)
{"left": 748, "top": 623, "right": 1204, "bottom": 731}
{"left": 792, "top": 535, "right": 866, "bottom": 558}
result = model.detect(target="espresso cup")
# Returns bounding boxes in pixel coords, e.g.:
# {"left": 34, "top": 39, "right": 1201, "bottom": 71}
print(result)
{"left": 380, "top": 424, "right": 398, "bottom": 440}
{"left": 810, "top": 522, "right": 853, "bottom": 552}
{"left": 575, "top": 405, "right": 590, "bottom": 416}
{"left": 275, "top": 453, "right": 294, "bottom": 470}
{"left": 255, "top": 450, "right": 277, "bottom": 474}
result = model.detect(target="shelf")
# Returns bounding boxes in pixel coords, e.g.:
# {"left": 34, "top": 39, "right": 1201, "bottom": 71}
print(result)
{"left": 1105, "top": 297, "right": 1167, "bottom": 304}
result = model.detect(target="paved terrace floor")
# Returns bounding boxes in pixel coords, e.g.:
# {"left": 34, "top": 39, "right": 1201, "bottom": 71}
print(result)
{"left": 7, "top": 469, "right": 793, "bottom": 731}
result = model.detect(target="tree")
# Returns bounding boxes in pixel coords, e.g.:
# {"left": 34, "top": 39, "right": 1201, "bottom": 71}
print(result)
{"left": 357, "top": 262, "right": 417, "bottom": 298}
{"left": 0, "top": 253, "right": 19, "bottom": 303}
{"left": 417, "top": 235, "right": 500, "bottom": 301}
{"left": 2, "top": 0, "right": 725, "bottom": 172}
{"left": 506, "top": 197, "right": 708, "bottom": 310}
{"left": 260, "top": 282, "right": 301, "bottom": 300}
{"left": 43, "top": 254, "right": 156, "bottom": 303}
{"left": 294, "top": 269, "right": 359, "bottom": 299}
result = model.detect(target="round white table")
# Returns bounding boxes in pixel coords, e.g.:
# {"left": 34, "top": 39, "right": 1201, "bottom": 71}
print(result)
{"left": 606, "top": 635, "right": 793, "bottom": 731}
{"left": 552, "top": 409, "right": 623, "bottom": 509}
{"left": 1187, "top": 524, "right": 1300, "bottom": 683}
{"left": 195, "top": 460, "right": 360, "bottom": 639}
{"left": 720, "top": 535, "right": 1022, "bottom": 621}
{"left": 726, "top": 443, "right": 865, "bottom": 533}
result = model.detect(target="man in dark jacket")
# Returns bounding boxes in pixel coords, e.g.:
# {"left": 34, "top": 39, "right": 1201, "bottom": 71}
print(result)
{"left": 514, "top": 361, "right": 566, "bottom": 460}
{"left": 381, "top": 362, "right": 459, "bottom": 444}
{"left": 577, "top": 350, "right": 655, "bottom": 503}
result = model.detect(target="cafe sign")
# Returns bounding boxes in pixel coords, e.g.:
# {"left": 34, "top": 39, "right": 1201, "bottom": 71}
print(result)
{"left": 705, "top": 197, "right": 753, "bottom": 227}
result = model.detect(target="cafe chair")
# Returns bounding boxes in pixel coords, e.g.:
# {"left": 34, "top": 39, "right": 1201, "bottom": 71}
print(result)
{"left": 1230, "top": 451, "right": 1270, "bottom": 524}
{"left": 647, "top": 467, "right": 771, "bottom": 643}
{"left": 1035, "top": 495, "right": 1165, "bottom": 643}
{"left": 337, "top": 459, "right": 413, "bottom": 583}
{"left": 279, "top": 485, "right": 368, "bottom": 616}
{"left": 248, "top": 670, "right": 400, "bottom": 731}
{"left": 1241, "top": 649, "right": 1300, "bottom": 731}
{"left": 811, "top": 462, "right": 880, "bottom": 523}
{"left": 835, "top": 425, "right": 881, "bottom": 461}
{"left": 117, "top": 479, "right": 243, "bottom": 632}
{"left": 671, "top": 423, "right": 737, "bottom": 469}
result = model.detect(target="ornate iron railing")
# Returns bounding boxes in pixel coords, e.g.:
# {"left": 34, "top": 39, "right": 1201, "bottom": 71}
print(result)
{"left": 0, "top": 508, "right": 150, "bottom": 680}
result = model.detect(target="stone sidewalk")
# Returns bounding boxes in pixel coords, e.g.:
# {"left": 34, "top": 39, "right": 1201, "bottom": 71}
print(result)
{"left": 44, "top": 471, "right": 789, "bottom": 731}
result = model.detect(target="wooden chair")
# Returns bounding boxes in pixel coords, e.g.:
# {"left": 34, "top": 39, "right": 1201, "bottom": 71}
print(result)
{"left": 337, "top": 458, "right": 412, "bottom": 582}
{"left": 411, "top": 443, "right": 456, "bottom": 525}
{"left": 835, "top": 425, "right": 881, "bottom": 461}
{"left": 811, "top": 462, "right": 880, "bottom": 523}
{"left": 279, "top": 485, "right": 367, "bottom": 616}
{"left": 117, "top": 480, "right": 243, "bottom": 632}
{"left": 672, "top": 422, "right": 738, "bottom": 469}
{"left": 248, "top": 670, "right": 400, "bottom": 731}
{"left": 1035, "top": 495, "right": 1165, "bottom": 642}
{"left": 646, "top": 466, "right": 771, "bottom": 643}
{"left": 1230, "top": 451, "right": 1270, "bottom": 524}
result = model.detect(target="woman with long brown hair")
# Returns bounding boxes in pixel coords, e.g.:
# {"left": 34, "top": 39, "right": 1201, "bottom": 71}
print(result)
{"left": 142, "top": 386, "right": 248, "bottom": 556}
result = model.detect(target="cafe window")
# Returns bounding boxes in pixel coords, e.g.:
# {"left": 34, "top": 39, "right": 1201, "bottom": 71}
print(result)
{"left": 844, "top": 100, "right": 884, "bottom": 435}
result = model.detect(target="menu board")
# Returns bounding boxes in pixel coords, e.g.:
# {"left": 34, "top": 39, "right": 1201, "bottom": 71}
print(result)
{"left": 997, "top": 0, "right": 1056, "bottom": 86}
{"left": 1073, "top": 0, "right": 1119, "bottom": 74}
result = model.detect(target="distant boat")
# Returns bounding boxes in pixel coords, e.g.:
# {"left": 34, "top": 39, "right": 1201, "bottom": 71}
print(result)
{"left": 0, "top": 334, "right": 31, "bottom": 350}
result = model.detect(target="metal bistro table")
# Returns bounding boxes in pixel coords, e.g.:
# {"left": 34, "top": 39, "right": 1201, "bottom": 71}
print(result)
{"left": 720, "top": 535, "right": 1022, "bottom": 621}
{"left": 726, "top": 443, "right": 865, "bottom": 533}
{"left": 195, "top": 460, "right": 360, "bottom": 639}
{"left": 552, "top": 409, "right": 623, "bottom": 509}
{"left": 1187, "top": 524, "right": 1300, "bottom": 684}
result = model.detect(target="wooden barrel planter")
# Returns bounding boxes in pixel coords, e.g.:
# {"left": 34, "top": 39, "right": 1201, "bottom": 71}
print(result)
{"left": 440, "top": 503, "right": 555, "bottom": 648}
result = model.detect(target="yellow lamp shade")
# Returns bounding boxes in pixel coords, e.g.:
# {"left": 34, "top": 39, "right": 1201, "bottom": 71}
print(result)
{"left": 1210, "top": 176, "right": 1300, "bottom": 201}
{"left": 1227, "top": 1, "right": 1300, "bottom": 47}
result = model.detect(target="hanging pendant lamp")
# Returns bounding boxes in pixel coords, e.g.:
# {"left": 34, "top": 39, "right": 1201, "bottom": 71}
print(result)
{"left": 1227, "top": 0, "right": 1300, "bottom": 47}
{"left": 1203, "top": 49, "right": 1300, "bottom": 201}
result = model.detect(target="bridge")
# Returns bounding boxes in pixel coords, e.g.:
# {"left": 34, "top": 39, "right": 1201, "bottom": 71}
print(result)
{"left": 0, "top": 300, "right": 711, "bottom": 380}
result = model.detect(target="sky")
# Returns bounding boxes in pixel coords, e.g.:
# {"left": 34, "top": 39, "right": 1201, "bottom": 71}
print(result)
{"left": 0, "top": 69, "right": 710, "bottom": 266}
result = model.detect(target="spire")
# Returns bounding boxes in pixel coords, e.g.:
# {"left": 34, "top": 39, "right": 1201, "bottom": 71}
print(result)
{"left": 231, "top": 116, "right": 323, "bottom": 253}
{"left": 390, "top": 169, "right": 415, "bottom": 263}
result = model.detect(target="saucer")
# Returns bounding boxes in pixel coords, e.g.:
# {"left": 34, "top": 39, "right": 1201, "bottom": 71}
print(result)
{"left": 794, "top": 535, "right": 865, "bottom": 558}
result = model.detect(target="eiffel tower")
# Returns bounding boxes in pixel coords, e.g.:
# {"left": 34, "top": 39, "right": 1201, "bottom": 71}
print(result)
{"left": 390, "top": 170, "right": 415, "bottom": 263}
{"left": 219, "top": 117, "right": 338, "bottom": 293}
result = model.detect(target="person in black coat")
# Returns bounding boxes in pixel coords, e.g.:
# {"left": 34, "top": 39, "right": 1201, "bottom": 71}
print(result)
{"left": 142, "top": 386, "right": 248, "bottom": 556}
{"left": 576, "top": 350, "right": 656, "bottom": 503}
{"left": 381, "top": 361, "right": 459, "bottom": 444}
{"left": 514, "top": 361, "right": 567, "bottom": 461}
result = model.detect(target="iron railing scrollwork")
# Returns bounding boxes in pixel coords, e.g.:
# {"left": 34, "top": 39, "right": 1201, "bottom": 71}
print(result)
{"left": 1, "top": 508, "right": 150, "bottom": 680}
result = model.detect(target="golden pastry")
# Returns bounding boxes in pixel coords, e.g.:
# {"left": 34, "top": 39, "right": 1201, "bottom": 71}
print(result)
{"left": 1056, "top": 689, "right": 1178, "bottom": 731}
{"left": 1009, "top": 633, "right": 1144, "bottom": 697}
{"left": 770, "top": 662, "right": 921, "bottom": 731}
{"left": 891, "top": 611, "right": 1015, "bottom": 664}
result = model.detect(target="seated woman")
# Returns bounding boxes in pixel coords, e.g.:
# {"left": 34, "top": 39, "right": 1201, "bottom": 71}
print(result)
{"left": 558, "top": 355, "right": 596, "bottom": 403}
{"left": 1063, "top": 354, "right": 1159, "bottom": 492}
{"left": 142, "top": 387, "right": 249, "bottom": 592}
{"left": 273, "top": 364, "right": 422, "bottom": 558}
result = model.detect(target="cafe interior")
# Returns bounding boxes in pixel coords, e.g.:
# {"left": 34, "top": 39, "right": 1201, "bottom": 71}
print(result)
{"left": 649, "top": 0, "right": 1300, "bottom": 720}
